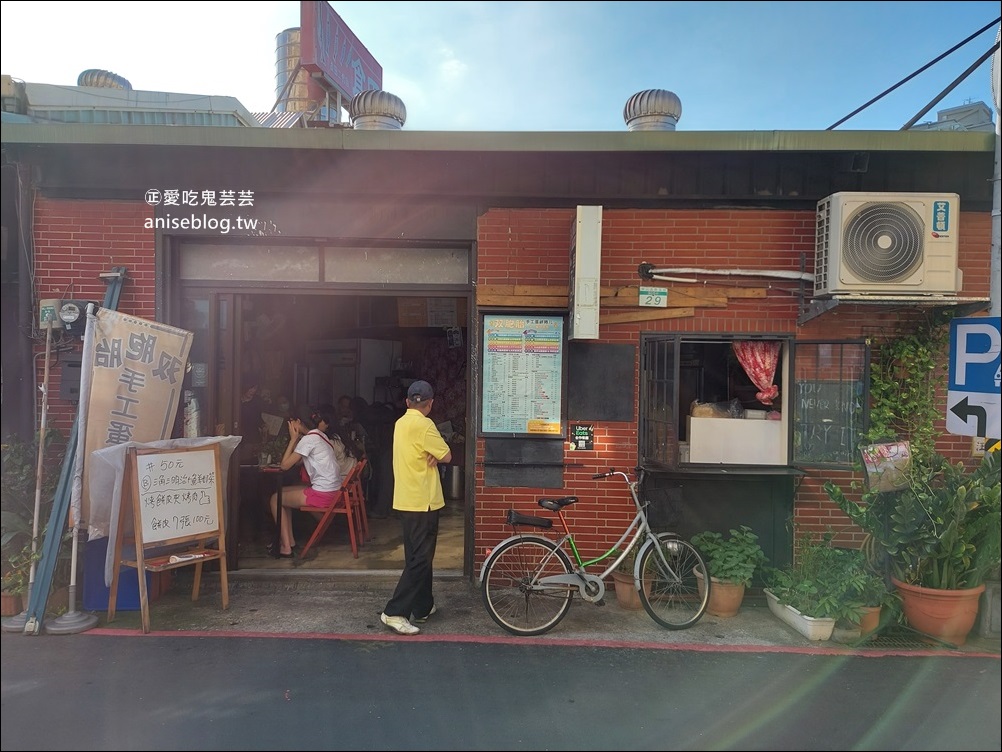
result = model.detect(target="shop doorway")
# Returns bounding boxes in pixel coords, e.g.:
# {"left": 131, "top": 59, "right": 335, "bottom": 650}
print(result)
{"left": 176, "top": 288, "right": 470, "bottom": 575}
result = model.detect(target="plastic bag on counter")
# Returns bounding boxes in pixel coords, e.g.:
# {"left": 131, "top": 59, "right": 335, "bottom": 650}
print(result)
{"left": 689, "top": 398, "right": 746, "bottom": 419}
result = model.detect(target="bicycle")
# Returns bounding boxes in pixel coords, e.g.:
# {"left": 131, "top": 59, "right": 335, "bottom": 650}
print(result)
{"left": 479, "top": 467, "right": 711, "bottom": 636}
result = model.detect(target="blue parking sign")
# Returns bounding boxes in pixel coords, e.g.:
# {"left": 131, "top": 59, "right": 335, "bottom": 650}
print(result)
{"left": 946, "top": 317, "right": 1001, "bottom": 438}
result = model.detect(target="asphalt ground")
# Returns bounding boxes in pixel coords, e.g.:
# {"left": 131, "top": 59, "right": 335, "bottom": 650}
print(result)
{"left": 3, "top": 628, "right": 1000, "bottom": 751}
{"left": 24, "top": 570, "right": 1002, "bottom": 657}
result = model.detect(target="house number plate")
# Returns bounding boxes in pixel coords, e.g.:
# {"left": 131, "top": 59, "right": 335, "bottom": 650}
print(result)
{"left": 639, "top": 286, "right": 668, "bottom": 307}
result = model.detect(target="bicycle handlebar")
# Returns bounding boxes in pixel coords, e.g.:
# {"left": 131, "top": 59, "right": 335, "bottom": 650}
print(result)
{"left": 592, "top": 467, "right": 644, "bottom": 482}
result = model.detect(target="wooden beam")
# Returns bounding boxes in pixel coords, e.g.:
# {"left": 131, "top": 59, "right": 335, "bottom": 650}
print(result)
{"left": 477, "top": 283, "right": 768, "bottom": 309}
{"left": 600, "top": 292, "right": 726, "bottom": 308}
{"left": 600, "top": 307, "right": 696, "bottom": 325}
{"left": 476, "top": 294, "right": 567, "bottom": 308}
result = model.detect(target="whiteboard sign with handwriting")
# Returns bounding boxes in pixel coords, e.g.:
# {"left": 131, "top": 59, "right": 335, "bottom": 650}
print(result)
{"left": 134, "top": 445, "right": 221, "bottom": 544}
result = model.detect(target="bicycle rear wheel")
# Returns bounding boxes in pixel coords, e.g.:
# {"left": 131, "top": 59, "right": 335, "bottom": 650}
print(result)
{"left": 481, "top": 537, "right": 574, "bottom": 636}
{"left": 638, "top": 536, "right": 709, "bottom": 629}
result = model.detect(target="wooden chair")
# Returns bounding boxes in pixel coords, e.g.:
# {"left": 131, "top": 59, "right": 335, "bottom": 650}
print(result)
{"left": 348, "top": 458, "right": 370, "bottom": 542}
{"left": 297, "top": 462, "right": 363, "bottom": 559}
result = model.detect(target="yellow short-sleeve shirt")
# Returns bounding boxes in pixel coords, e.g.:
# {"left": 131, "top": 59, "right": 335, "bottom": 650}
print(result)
{"left": 392, "top": 408, "right": 451, "bottom": 512}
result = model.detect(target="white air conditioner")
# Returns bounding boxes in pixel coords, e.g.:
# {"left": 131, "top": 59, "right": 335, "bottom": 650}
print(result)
{"left": 814, "top": 192, "right": 960, "bottom": 296}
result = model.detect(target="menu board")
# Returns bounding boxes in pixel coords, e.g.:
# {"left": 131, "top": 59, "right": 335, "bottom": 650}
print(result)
{"left": 481, "top": 315, "right": 564, "bottom": 436}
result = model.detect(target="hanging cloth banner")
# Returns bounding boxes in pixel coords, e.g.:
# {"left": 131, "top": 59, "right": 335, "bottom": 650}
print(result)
{"left": 74, "top": 307, "right": 193, "bottom": 528}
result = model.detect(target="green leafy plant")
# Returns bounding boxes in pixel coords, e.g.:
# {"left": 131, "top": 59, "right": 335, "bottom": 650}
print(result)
{"left": 826, "top": 451, "right": 1001, "bottom": 590}
{"left": 1, "top": 543, "right": 41, "bottom": 596}
{"left": 1, "top": 431, "right": 69, "bottom": 594}
{"left": 763, "top": 529, "right": 885, "bottom": 623}
{"left": 824, "top": 309, "right": 1001, "bottom": 592}
{"left": 691, "top": 525, "right": 767, "bottom": 587}
{"left": 864, "top": 313, "right": 950, "bottom": 468}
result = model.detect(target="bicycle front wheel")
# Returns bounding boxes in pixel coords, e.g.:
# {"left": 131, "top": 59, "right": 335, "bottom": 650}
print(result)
{"left": 638, "top": 536, "right": 709, "bottom": 629}
{"left": 481, "top": 537, "right": 574, "bottom": 636}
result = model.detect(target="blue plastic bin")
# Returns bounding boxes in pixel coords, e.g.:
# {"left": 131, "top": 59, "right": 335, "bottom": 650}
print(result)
{"left": 82, "top": 537, "right": 150, "bottom": 612}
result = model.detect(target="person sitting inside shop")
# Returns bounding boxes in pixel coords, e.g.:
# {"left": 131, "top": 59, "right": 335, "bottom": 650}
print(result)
{"left": 266, "top": 406, "right": 342, "bottom": 557}
{"left": 317, "top": 402, "right": 363, "bottom": 478}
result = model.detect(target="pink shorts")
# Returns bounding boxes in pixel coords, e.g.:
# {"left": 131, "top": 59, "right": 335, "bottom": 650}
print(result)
{"left": 304, "top": 487, "right": 340, "bottom": 508}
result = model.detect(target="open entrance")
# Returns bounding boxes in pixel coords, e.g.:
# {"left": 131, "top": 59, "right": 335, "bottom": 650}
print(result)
{"left": 176, "top": 289, "right": 469, "bottom": 575}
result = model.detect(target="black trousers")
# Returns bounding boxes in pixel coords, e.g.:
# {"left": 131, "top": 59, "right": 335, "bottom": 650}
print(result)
{"left": 384, "top": 508, "right": 440, "bottom": 619}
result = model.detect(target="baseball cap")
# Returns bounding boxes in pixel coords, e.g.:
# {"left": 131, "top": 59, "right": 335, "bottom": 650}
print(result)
{"left": 407, "top": 380, "right": 434, "bottom": 403}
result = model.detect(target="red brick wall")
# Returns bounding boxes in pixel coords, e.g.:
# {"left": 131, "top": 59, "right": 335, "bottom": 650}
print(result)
{"left": 32, "top": 198, "right": 154, "bottom": 436}
{"left": 474, "top": 207, "right": 993, "bottom": 566}
{"left": 27, "top": 199, "right": 992, "bottom": 569}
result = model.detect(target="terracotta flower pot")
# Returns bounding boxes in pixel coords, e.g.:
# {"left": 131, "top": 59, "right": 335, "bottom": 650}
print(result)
{"left": 1, "top": 591, "right": 22, "bottom": 617}
{"left": 694, "top": 569, "right": 745, "bottom": 617}
{"left": 857, "top": 605, "right": 881, "bottom": 637}
{"left": 611, "top": 569, "right": 644, "bottom": 610}
{"left": 892, "top": 578, "right": 985, "bottom": 647}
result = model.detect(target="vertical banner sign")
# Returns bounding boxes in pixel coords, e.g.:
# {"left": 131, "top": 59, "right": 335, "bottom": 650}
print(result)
{"left": 946, "top": 316, "right": 1001, "bottom": 439}
{"left": 81, "top": 309, "right": 193, "bottom": 521}
{"left": 482, "top": 315, "right": 564, "bottom": 436}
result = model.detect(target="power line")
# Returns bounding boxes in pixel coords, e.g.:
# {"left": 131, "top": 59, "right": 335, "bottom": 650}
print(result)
{"left": 826, "top": 16, "right": 1000, "bottom": 130}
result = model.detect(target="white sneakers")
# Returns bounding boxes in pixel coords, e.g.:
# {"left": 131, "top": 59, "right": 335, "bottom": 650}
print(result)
{"left": 412, "top": 604, "right": 437, "bottom": 624}
{"left": 380, "top": 612, "right": 420, "bottom": 635}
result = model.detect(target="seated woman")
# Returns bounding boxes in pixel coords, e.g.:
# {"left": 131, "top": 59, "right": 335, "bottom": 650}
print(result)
{"left": 267, "top": 406, "right": 343, "bottom": 557}
{"left": 317, "top": 402, "right": 363, "bottom": 478}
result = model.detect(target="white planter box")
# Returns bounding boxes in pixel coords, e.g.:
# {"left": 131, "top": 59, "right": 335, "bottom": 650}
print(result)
{"left": 764, "top": 588, "right": 835, "bottom": 641}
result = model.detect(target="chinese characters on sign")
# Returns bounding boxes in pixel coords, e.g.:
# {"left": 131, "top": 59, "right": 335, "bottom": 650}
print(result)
{"left": 81, "top": 308, "right": 193, "bottom": 521}
{"left": 144, "top": 189, "right": 255, "bottom": 207}
{"left": 482, "top": 315, "right": 564, "bottom": 436}
{"left": 136, "top": 450, "right": 219, "bottom": 543}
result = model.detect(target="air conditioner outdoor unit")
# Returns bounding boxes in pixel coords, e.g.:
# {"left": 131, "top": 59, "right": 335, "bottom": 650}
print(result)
{"left": 814, "top": 192, "right": 961, "bottom": 297}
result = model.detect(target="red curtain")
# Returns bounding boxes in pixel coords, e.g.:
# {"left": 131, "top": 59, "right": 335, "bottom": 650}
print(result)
{"left": 732, "top": 341, "right": 781, "bottom": 406}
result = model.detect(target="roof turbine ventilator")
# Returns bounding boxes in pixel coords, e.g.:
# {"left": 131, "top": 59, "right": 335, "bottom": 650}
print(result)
{"left": 624, "top": 89, "right": 682, "bottom": 131}
{"left": 77, "top": 69, "right": 132, "bottom": 91}
{"left": 348, "top": 90, "right": 406, "bottom": 130}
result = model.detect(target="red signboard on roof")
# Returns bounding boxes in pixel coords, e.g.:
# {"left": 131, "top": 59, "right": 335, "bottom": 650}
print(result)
{"left": 300, "top": 1, "right": 383, "bottom": 101}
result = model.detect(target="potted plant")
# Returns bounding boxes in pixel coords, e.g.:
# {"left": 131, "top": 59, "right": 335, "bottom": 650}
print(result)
{"left": 763, "top": 530, "right": 880, "bottom": 641}
{"left": 610, "top": 542, "right": 644, "bottom": 610}
{"left": 691, "top": 525, "right": 767, "bottom": 617}
{"left": 825, "top": 450, "right": 1001, "bottom": 646}
{"left": 822, "top": 315, "right": 1002, "bottom": 646}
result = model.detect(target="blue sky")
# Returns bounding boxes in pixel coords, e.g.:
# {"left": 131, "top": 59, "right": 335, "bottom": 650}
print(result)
{"left": 1, "top": 1, "right": 998, "bottom": 131}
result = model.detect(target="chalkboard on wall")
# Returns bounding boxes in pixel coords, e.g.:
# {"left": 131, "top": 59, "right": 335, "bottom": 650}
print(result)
{"left": 567, "top": 341, "right": 635, "bottom": 421}
{"left": 793, "top": 380, "right": 863, "bottom": 465}
{"left": 483, "top": 438, "right": 564, "bottom": 488}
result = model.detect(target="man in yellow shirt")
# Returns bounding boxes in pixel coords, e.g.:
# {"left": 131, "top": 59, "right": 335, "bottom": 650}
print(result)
{"left": 380, "top": 380, "right": 452, "bottom": 635}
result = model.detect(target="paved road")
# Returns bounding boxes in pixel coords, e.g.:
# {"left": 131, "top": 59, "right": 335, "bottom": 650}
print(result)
{"left": 2, "top": 629, "right": 999, "bottom": 751}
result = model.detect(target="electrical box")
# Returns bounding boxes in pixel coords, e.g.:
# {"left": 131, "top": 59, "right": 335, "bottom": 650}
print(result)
{"left": 58, "top": 300, "right": 95, "bottom": 336}
{"left": 59, "top": 354, "right": 83, "bottom": 401}
{"left": 39, "top": 298, "right": 64, "bottom": 329}
{"left": 568, "top": 205, "right": 602, "bottom": 340}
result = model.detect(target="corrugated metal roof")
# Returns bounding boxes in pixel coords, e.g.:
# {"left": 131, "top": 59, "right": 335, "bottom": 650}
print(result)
{"left": 251, "top": 111, "right": 308, "bottom": 128}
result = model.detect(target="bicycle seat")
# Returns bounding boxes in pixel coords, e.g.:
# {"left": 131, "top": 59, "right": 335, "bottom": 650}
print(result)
{"left": 538, "top": 496, "right": 578, "bottom": 511}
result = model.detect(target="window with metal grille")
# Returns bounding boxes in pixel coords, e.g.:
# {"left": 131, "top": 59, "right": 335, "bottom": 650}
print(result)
{"left": 639, "top": 336, "right": 868, "bottom": 469}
